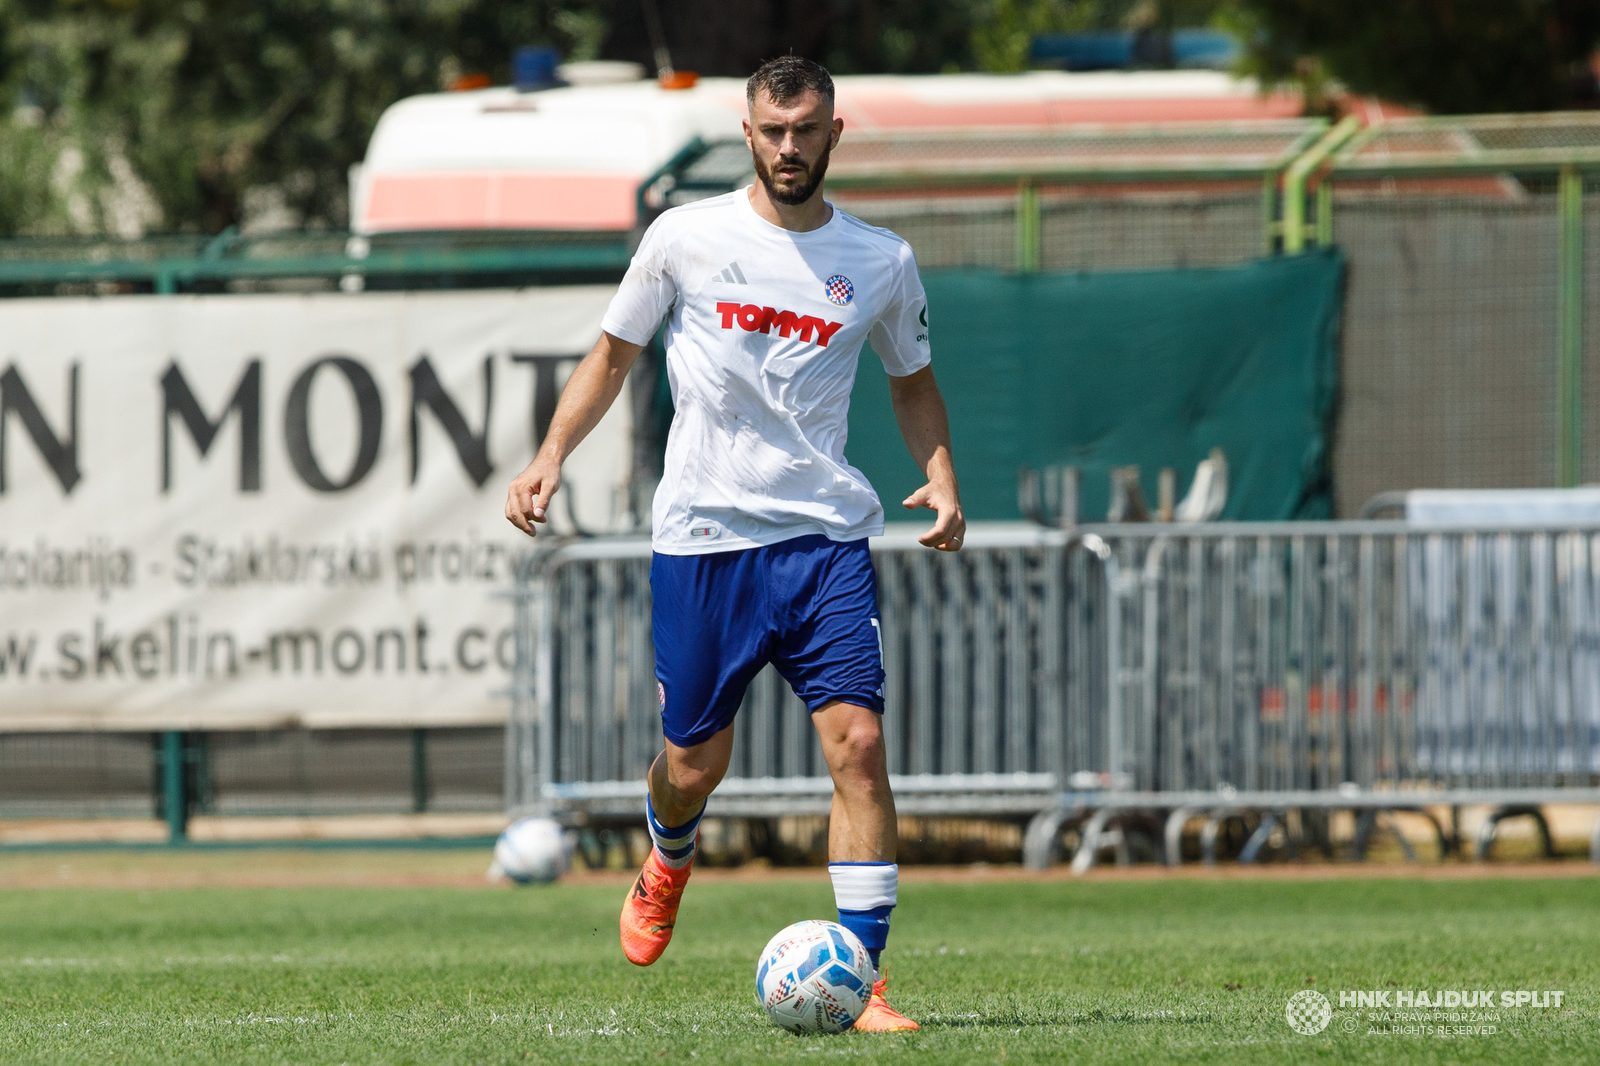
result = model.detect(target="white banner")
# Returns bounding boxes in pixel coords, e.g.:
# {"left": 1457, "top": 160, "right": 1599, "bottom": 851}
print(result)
{"left": 0, "top": 287, "right": 630, "bottom": 730}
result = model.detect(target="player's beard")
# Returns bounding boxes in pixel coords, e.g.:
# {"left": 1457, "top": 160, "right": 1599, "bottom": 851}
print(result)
{"left": 753, "top": 139, "right": 832, "bottom": 206}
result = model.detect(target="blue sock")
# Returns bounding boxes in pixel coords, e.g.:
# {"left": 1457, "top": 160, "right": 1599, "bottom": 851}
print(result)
{"left": 830, "top": 861, "right": 897, "bottom": 978}
{"left": 836, "top": 905, "right": 892, "bottom": 972}
{"left": 645, "top": 793, "right": 703, "bottom": 870}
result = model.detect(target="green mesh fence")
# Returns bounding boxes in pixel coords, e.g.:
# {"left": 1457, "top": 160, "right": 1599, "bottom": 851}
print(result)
{"left": 0, "top": 727, "right": 503, "bottom": 820}
{"left": 1332, "top": 192, "right": 1562, "bottom": 516}
{"left": 852, "top": 177, "right": 1593, "bottom": 519}
{"left": 840, "top": 195, "right": 1017, "bottom": 269}
{"left": 840, "top": 188, "right": 1267, "bottom": 273}
{"left": 1038, "top": 194, "right": 1263, "bottom": 272}
{"left": 0, "top": 732, "right": 155, "bottom": 819}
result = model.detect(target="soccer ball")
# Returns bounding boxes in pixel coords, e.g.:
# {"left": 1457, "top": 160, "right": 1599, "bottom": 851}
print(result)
{"left": 755, "top": 920, "right": 875, "bottom": 1034}
{"left": 490, "top": 817, "right": 570, "bottom": 884}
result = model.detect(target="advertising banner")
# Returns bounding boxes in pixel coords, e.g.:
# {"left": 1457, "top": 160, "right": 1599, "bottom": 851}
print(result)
{"left": 0, "top": 287, "right": 629, "bottom": 730}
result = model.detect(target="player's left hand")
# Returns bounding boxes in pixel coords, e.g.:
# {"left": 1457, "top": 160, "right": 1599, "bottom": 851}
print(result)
{"left": 903, "top": 482, "right": 965, "bottom": 551}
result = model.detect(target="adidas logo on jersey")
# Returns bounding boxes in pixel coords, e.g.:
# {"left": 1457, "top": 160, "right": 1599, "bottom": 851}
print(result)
{"left": 711, "top": 261, "right": 748, "bottom": 285}
{"left": 716, "top": 302, "right": 845, "bottom": 347}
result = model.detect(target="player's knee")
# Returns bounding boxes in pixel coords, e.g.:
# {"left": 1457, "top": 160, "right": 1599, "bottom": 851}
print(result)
{"left": 666, "top": 760, "right": 725, "bottom": 803}
{"left": 831, "top": 721, "right": 886, "bottom": 782}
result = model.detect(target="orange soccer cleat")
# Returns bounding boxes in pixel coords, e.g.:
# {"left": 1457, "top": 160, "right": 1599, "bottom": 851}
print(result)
{"left": 853, "top": 971, "right": 920, "bottom": 1032}
{"left": 619, "top": 847, "right": 693, "bottom": 966}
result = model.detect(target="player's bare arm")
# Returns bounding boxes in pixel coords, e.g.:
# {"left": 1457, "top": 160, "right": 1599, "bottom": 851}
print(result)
{"left": 503, "top": 331, "right": 643, "bottom": 537}
{"left": 888, "top": 366, "right": 965, "bottom": 551}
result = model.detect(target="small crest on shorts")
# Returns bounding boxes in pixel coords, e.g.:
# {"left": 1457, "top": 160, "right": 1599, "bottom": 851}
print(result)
{"left": 824, "top": 275, "right": 854, "bottom": 305}
{"left": 658, "top": 681, "right": 666, "bottom": 711}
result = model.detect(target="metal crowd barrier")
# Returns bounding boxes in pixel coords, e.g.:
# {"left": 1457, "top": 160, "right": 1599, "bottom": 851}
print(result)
{"left": 506, "top": 521, "right": 1600, "bottom": 869}
{"left": 1085, "top": 522, "right": 1600, "bottom": 792}
{"left": 1042, "top": 521, "right": 1600, "bottom": 871}
{"left": 505, "top": 525, "right": 1073, "bottom": 821}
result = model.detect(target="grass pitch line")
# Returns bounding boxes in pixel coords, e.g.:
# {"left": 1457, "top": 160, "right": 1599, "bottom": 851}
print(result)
{"left": 3, "top": 847, "right": 1600, "bottom": 890}
{"left": 0, "top": 877, "right": 1593, "bottom": 1064}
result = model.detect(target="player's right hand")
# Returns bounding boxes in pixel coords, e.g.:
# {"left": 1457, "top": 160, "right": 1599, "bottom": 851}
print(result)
{"left": 506, "top": 458, "right": 561, "bottom": 537}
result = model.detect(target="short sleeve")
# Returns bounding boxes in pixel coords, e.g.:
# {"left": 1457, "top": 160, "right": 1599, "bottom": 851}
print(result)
{"left": 600, "top": 218, "right": 678, "bottom": 345}
{"left": 867, "top": 242, "right": 932, "bottom": 377}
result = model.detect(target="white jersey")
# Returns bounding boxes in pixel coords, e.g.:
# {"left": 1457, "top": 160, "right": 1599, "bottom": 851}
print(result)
{"left": 601, "top": 187, "right": 931, "bottom": 555}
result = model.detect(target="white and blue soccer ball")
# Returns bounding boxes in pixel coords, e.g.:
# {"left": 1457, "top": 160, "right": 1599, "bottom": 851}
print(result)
{"left": 490, "top": 817, "right": 570, "bottom": 884}
{"left": 755, "top": 920, "right": 875, "bottom": 1034}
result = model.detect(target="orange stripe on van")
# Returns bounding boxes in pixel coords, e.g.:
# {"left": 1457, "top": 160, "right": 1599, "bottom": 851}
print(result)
{"left": 363, "top": 171, "right": 639, "bottom": 231}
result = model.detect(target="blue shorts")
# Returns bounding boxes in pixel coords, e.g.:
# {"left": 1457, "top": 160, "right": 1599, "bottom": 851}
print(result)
{"left": 651, "top": 534, "right": 885, "bottom": 748}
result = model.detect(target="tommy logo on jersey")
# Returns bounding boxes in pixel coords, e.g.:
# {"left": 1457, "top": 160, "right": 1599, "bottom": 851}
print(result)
{"left": 716, "top": 303, "right": 845, "bottom": 347}
{"left": 825, "top": 275, "right": 854, "bottom": 305}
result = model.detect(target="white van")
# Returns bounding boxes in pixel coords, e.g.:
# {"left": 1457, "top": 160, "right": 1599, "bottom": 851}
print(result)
{"left": 350, "top": 68, "right": 1298, "bottom": 235}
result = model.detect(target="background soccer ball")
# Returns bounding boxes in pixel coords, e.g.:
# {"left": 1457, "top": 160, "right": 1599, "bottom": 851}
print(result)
{"left": 755, "top": 920, "right": 875, "bottom": 1034}
{"left": 490, "top": 817, "right": 570, "bottom": 884}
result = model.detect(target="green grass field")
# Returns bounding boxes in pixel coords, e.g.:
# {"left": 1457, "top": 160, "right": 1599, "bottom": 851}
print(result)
{"left": 0, "top": 863, "right": 1596, "bottom": 1064}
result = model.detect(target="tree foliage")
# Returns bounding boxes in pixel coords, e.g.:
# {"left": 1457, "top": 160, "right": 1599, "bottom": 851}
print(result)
{"left": 1, "top": 0, "right": 1596, "bottom": 238}
{"left": 1232, "top": 0, "right": 1600, "bottom": 115}
{"left": 0, "top": 0, "right": 607, "bottom": 235}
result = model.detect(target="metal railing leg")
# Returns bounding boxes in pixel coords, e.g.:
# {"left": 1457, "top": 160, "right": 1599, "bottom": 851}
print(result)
{"left": 1023, "top": 806, "right": 1071, "bottom": 870}
{"left": 1164, "top": 806, "right": 1201, "bottom": 867}
{"left": 1238, "top": 810, "right": 1279, "bottom": 864}
{"left": 1409, "top": 807, "right": 1451, "bottom": 858}
{"left": 1070, "top": 808, "right": 1119, "bottom": 876}
{"left": 1478, "top": 805, "right": 1554, "bottom": 861}
{"left": 1199, "top": 811, "right": 1234, "bottom": 866}
{"left": 1352, "top": 810, "right": 1371, "bottom": 860}
{"left": 1354, "top": 809, "right": 1417, "bottom": 862}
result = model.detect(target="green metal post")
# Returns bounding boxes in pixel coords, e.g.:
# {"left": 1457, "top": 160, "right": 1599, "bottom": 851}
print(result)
{"left": 1558, "top": 165, "right": 1585, "bottom": 487}
{"left": 154, "top": 268, "right": 176, "bottom": 295}
{"left": 1261, "top": 172, "right": 1278, "bottom": 255}
{"left": 411, "top": 727, "right": 430, "bottom": 813}
{"left": 1282, "top": 171, "right": 1307, "bottom": 254}
{"left": 1314, "top": 179, "right": 1335, "bottom": 247}
{"left": 161, "top": 730, "right": 187, "bottom": 843}
{"left": 1016, "top": 180, "right": 1041, "bottom": 274}
{"left": 1283, "top": 115, "right": 1362, "bottom": 254}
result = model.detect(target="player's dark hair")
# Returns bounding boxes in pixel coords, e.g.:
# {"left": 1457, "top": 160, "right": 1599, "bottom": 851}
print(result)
{"left": 746, "top": 55, "right": 834, "bottom": 108}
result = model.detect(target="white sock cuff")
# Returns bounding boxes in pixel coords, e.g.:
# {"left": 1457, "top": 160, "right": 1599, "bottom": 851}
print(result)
{"left": 829, "top": 862, "right": 898, "bottom": 911}
{"left": 646, "top": 795, "right": 702, "bottom": 853}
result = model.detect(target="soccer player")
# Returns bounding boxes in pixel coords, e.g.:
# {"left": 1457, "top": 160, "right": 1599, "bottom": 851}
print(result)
{"left": 504, "top": 55, "right": 963, "bottom": 1033}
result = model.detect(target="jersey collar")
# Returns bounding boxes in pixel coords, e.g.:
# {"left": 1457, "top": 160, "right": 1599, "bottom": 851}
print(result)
{"left": 736, "top": 185, "right": 840, "bottom": 242}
